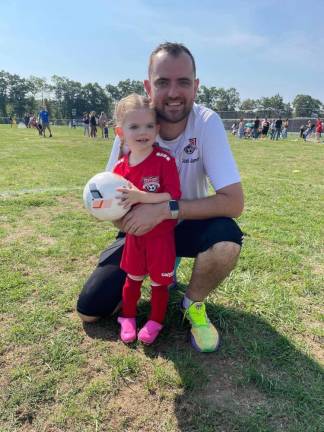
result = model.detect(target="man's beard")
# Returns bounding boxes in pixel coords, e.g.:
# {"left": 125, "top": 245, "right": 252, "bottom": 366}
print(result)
{"left": 155, "top": 103, "right": 192, "bottom": 124}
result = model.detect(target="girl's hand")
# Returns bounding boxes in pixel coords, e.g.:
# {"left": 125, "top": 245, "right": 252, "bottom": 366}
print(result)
{"left": 116, "top": 183, "right": 144, "bottom": 208}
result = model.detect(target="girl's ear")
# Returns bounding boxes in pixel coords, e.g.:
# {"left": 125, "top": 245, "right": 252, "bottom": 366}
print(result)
{"left": 114, "top": 126, "right": 123, "bottom": 137}
{"left": 156, "top": 123, "right": 160, "bottom": 134}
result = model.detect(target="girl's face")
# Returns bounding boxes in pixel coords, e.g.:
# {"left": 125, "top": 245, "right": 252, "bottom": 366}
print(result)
{"left": 120, "top": 108, "right": 158, "bottom": 153}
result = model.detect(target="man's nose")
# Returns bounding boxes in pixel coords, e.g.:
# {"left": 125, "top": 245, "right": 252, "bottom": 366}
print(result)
{"left": 167, "top": 82, "right": 180, "bottom": 98}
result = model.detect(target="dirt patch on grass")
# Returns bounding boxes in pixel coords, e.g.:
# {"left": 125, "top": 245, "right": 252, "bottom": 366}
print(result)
{"left": 56, "top": 195, "right": 83, "bottom": 209}
{"left": 106, "top": 382, "right": 178, "bottom": 432}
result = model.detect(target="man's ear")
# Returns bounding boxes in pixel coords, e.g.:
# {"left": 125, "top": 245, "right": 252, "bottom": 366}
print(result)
{"left": 194, "top": 78, "right": 200, "bottom": 97}
{"left": 144, "top": 80, "right": 151, "bottom": 97}
{"left": 114, "top": 126, "right": 123, "bottom": 137}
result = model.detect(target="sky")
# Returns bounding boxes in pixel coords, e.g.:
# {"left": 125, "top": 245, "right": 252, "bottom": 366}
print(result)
{"left": 1, "top": 0, "right": 323, "bottom": 104}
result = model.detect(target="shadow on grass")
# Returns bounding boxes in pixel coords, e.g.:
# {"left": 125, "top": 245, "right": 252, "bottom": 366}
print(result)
{"left": 83, "top": 284, "right": 323, "bottom": 432}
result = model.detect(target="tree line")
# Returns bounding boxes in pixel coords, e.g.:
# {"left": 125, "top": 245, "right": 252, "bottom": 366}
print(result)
{"left": 0, "top": 70, "right": 322, "bottom": 119}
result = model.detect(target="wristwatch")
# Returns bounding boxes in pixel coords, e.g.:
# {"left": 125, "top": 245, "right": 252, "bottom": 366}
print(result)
{"left": 169, "top": 200, "right": 179, "bottom": 219}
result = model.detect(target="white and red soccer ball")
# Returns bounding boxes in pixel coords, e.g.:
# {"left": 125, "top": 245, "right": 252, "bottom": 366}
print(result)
{"left": 83, "top": 172, "right": 129, "bottom": 221}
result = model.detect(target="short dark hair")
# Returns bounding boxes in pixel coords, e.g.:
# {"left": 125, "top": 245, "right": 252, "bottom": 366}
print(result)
{"left": 148, "top": 42, "right": 196, "bottom": 77}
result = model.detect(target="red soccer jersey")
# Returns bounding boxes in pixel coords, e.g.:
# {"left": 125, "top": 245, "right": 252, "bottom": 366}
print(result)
{"left": 113, "top": 146, "right": 181, "bottom": 237}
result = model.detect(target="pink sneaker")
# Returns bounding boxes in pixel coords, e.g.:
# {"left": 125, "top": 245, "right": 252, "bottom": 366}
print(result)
{"left": 138, "top": 320, "right": 163, "bottom": 345}
{"left": 117, "top": 317, "right": 136, "bottom": 343}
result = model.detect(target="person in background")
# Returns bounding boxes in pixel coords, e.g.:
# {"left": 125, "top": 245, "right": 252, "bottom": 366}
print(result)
{"left": 38, "top": 106, "right": 53, "bottom": 138}
{"left": 24, "top": 113, "right": 30, "bottom": 128}
{"left": 261, "top": 118, "right": 270, "bottom": 138}
{"left": 281, "top": 118, "right": 289, "bottom": 139}
{"left": 237, "top": 118, "right": 244, "bottom": 139}
{"left": 253, "top": 116, "right": 260, "bottom": 139}
{"left": 231, "top": 122, "right": 237, "bottom": 135}
{"left": 269, "top": 119, "right": 276, "bottom": 140}
{"left": 274, "top": 116, "right": 282, "bottom": 140}
{"left": 299, "top": 124, "right": 305, "bottom": 139}
{"left": 83, "top": 112, "right": 90, "bottom": 136}
{"left": 90, "top": 111, "right": 97, "bottom": 138}
{"left": 104, "top": 122, "right": 109, "bottom": 139}
{"left": 99, "top": 112, "right": 108, "bottom": 138}
{"left": 315, "top": 117, "right": 323, "bottom": 143}
{"left": 303, "top": 119, "right": 313, "bottom": 141}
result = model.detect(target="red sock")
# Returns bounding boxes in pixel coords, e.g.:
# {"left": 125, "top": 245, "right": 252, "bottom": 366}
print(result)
{"left": 121, "top": 276, "right": 142, "bottom": 318}
{"left": 149, "top": 285, "right": 169, "bottom": 324}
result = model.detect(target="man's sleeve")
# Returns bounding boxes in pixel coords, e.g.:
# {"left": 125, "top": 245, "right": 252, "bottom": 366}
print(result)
{"left": 162, "top": 157, "right": 181, "bottom": 200}
{"left": 106, "top": 136, "right": 121, "bottom": 171}
{"left": 202, "top": 113, "right": 241, "bottom": 191}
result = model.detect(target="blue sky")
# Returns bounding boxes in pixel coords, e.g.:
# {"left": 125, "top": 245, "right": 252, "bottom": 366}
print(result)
{"left": 1, "top": 0, "right": 323, "bottom": 104}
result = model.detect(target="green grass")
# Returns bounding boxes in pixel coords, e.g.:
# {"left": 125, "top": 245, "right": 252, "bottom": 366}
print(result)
{"left": 0, "top": 125, "right": 323, "bottom": 431}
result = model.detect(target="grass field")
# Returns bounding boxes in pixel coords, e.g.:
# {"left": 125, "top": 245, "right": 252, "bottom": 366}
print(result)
{"left": 0, "top": 125, "right": 323, "bottom": 432}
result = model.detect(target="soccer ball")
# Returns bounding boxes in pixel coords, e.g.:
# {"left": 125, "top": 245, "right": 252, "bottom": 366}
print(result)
{"left": 83, "top": 171, "right": 129, "bottom": 221}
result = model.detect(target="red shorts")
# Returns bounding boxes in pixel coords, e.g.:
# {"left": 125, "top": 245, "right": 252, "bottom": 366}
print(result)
{"left": 120, "top": 231, "right": 175, "bottom": 285}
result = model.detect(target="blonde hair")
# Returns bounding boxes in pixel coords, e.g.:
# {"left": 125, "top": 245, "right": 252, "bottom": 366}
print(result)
{"left": 114, "top": 93, "right": 156, "bottom": 158}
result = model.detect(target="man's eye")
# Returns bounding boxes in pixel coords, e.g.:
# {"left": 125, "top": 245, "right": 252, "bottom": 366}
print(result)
{"left": 156, "top": 80, "right": 168, "bottom": 87}
{"left": 179, "top": 80, "right": 191, "bottom": 87}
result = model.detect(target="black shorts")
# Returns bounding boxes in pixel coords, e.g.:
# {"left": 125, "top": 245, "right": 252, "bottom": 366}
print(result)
{"left": 76, "top": 217, "right": 243, "bottom": 317}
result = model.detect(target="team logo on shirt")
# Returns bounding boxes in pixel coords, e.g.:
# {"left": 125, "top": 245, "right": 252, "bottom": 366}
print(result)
{"left": 143, "top": 176, "right": 160, "bottom": 192}
{"left": 184, "top": 138, "right": 197, "bottom": 154}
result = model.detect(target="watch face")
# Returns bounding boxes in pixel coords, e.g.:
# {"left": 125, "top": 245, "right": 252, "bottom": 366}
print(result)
{"left": 169, "top": 200, "right": 179, "bottom": 211}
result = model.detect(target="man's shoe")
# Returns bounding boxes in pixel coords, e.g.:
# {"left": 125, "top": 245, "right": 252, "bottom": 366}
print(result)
{"left": 181, "top": 301, "right": 220, "bottom": 353}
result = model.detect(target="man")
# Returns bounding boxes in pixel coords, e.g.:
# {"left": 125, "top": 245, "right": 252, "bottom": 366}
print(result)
{"left": 253, "top": 116, "right": 260, "bottom": 139}
{"left": 77, "top": 42, "right": 244, "bottom": 353}
{"left": 38, "top": 106, "right": 53, "bottom": 137}
{"left": 98, "top": 112, "right": 109, "bottom": 138}
{"left": 275, "top": 116, "right": 282, "bottom": 140}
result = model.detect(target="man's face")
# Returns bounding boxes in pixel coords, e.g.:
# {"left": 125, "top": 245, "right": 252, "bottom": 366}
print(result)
{"left": 144, "top": 51, "right": 199, "bottom": 124}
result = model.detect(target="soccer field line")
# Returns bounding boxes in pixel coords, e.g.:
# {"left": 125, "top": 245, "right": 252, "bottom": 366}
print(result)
{"left": 0, "top": 186, "right": 82, "bottom": 197}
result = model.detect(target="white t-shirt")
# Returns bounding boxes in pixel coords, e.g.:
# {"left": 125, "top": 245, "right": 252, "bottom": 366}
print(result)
{"left": 106, "top": 103, "right": 240, "bottom": 200}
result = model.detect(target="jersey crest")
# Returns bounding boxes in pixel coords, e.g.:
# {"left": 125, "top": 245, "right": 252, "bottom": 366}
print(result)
{"left": 184, "top": 138, "right": 197, "bottom": 155}
{"left": 143, "top": 176, "right": 160, "bottom": 192}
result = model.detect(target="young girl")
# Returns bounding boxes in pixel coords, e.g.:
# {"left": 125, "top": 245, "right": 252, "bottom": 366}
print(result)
{"left": 112, "top": 94, "right": 181, "bottom": 345}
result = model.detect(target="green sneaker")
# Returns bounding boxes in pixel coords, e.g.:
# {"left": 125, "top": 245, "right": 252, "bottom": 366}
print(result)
{"left": 182, "top": 302, "right": 220, "bottom": 353}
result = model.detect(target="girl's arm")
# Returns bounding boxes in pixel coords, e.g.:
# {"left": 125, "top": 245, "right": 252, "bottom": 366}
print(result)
{"left": 116, "top": 184, "right": 171, "bottom": 208}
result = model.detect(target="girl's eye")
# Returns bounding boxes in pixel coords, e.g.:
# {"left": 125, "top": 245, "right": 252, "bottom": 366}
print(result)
{"left": 129, "top": 125, "right": 138, "bottom": 130}
{"left": 147, "top": 124, "right": 155, "bottom": 129}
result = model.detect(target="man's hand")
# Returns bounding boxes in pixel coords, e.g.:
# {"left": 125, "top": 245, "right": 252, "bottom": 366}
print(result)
{"left": 116, "top": 202, "right": 167, "bottom": 236}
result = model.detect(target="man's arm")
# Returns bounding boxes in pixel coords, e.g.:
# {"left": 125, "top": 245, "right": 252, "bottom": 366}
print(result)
{"left": 176, "top": 182, "right": 244, "bottom": 219}
{"left": 118, "top": 182, "right": 244, "bottom": 236}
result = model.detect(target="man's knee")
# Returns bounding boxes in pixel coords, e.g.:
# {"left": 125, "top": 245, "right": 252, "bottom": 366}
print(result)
{"left": 213, "top": 240, "right": 241, "bottom": 256}
{"left": 201, "top": 241, "right": 241, "bottom": 267}
{"left": 77, "top": 311, "right": 100, "bottom": 323}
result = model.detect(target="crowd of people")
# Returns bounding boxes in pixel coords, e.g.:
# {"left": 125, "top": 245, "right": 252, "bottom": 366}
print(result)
{"left": 82, "top": 111, "right": 110, "bottom": 139}
{"left": 231, "top": 116, "right": 322, "bottom": 142}
{"left": 231, "top": 117, "right": 289, "bottom": 140}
